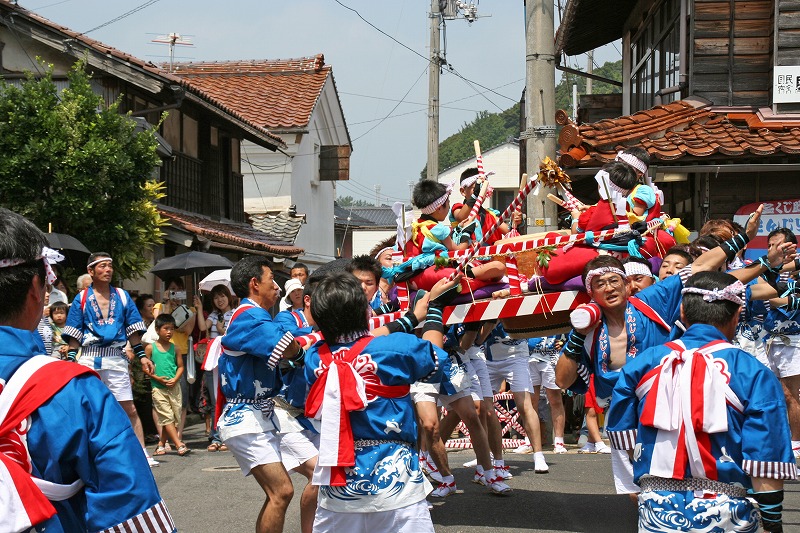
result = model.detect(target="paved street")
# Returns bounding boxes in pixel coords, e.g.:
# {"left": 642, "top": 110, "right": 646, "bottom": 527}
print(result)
{"left": 152, "top": 420, "right": 800, "bottom": 532}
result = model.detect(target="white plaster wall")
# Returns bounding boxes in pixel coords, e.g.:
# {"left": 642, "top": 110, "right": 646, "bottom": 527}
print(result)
{"left": 241, "top": 77, "right": 350, "bottom": 268}
{"left": 352, "top": 230, "right": 395, "bottom": 257}
{"left": 438, "top": 143, "right": 521, "bottom": 209}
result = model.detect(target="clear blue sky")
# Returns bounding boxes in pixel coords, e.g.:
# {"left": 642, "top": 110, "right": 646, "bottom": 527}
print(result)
{"left": 24, "top": 0, "right": 619, "bottom": 204}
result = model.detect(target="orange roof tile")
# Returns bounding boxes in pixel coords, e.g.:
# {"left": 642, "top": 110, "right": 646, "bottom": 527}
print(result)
{"left": 557, "top": 100, "right": 800, "bottom": 168}
{"left": 171, "top": 56, "right": 331, "bottom": 130}
{"left": 0, "top": 0, "right": 285, "bottom": 149}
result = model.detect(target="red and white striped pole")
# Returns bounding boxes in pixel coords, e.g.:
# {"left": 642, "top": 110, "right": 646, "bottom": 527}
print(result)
{"left": 452, "top": 175, "right": 539, "bottom": 278}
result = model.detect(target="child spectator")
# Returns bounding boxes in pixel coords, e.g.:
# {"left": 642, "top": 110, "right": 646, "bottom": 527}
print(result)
{"left": 405, "top": 179, "right": 506, "bottom": 292}
{"left": 145, "top": 313, "right": 191, "bottom": 457}
{"left": 48, "top": 300, "right": 70, "bottom": 358}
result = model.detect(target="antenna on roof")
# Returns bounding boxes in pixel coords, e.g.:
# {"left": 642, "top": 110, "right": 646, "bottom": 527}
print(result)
{"left": 151, "top": 33, "right": 194, "bottom": 73}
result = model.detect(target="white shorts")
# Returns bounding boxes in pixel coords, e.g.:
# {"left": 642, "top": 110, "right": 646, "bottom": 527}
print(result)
{"left": 611, "top": 448, "right": 639, "bottom": 494}
{"left": 768, "top": 342, "right": 800, "bottom": 378}
{"left": 736, "top": 334, "right": 775, "bottom": 375}
{"left": 313, "top": 499, "right": 434, "bottom": 533}
{"left": 486, "top": 356, "right": 531, "bottom": 393}
{"left": 529, "top": 359, "right": 558, "bottom": 390}
{"left": 224, "top": 431, "right": 283, "bottom": 476}
{"left": 467, "top": 357, "right": 494, "bottom": 400}
{"left": 410, "top": 381, "right": 470, "bottom": 407}
{"left": 278, "top": 430, "right": 319, "bottom": 473}
{"left": 94, "top": 368, "right": 133, "bottom": 402}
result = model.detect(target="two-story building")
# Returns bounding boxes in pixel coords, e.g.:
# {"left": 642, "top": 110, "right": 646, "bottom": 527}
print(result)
{"left": 171, "top": 55, "right": 352, "bottom": 270}
{"left": 0, "top": 0, "right": 303, "bottom": 295}
{"left": 554, "top": 0, "right": 800, "bottom": 229}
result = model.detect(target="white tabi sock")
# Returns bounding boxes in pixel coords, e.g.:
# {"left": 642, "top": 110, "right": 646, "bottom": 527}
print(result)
{"left": 493, "top": 459, "right": 505, "bottom": 468}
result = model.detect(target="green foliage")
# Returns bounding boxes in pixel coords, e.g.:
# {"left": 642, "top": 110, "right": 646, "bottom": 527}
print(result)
{"left": 337, "top": 195, "right": 374, "bottom": 207}
{"left": 555, "top": 59, "right": 622, "bottom": 114}
{"left": 0, "top": 60, "right": 166, "bottom": 280}
{"left": 421, "top": 103, "right": 521, "bottom": 178}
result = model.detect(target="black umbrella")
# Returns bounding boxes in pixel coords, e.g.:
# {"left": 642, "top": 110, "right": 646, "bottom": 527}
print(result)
{"left": 150, "top": 251, "right": 234, "bottom": 280}
{"left": 46, "top": 232, "right": 91, "bottom": 269}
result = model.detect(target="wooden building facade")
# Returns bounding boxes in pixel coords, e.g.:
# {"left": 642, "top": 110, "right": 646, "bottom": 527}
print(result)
{"left": 555, "top": 0, "right": 800, "bottom": 226}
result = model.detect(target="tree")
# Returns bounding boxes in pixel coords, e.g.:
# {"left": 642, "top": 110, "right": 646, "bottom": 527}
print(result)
{"left": 555, "top": 59, "right": 622, "bottom": 115}
{"left": 421, "top": 103, "right": 521, "bottom": 178}
{"left": 337, "top": 195, "right": 373, "bottom": 207}
{"left": 0, "top": 60, "right": 167, "bottom": 280}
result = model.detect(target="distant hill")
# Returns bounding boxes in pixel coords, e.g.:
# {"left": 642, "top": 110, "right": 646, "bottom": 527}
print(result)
{"left": 420, "top": 103, "right": 520, "bottom": 178}
{"left": 420, "top": 59, "right": 622, "bottom": 178}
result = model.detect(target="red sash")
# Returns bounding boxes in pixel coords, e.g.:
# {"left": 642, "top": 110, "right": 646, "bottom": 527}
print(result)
{"left": 305, "top": 337, "right": 409, "bottom": 486}
{"left": 0, "top": 357, "right": 96, "bottom": 529}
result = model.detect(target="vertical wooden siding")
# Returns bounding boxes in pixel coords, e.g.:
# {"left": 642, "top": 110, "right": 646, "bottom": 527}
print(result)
{"left": 692, "top": 0, "right": 773, "bottom": 105}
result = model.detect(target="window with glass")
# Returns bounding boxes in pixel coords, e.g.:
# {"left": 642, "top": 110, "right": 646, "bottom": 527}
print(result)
{"left": 630, "top": 0, "right": 681, "bottom": 111}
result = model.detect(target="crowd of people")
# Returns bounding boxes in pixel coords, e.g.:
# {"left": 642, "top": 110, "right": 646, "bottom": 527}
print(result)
{"left": 3, "top": 145, "right": 800, "bottom": 533}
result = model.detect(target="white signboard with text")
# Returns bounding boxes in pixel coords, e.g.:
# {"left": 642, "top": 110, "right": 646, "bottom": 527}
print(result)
{"left": 774, "top": 66, "right": 800, "bottom": 103}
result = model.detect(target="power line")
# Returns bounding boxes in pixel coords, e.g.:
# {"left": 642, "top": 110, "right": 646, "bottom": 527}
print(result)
{"left": 82, "top": 0, "right": 160, "bottom": 35}
{"left": 333, "top": 0, "right": 517, "bottom": 104}
{"left": 445, "top": 64, "right": 505, "bottom": 113}
{"left": 351, "top": 64, "right": 428, "bottom": 142}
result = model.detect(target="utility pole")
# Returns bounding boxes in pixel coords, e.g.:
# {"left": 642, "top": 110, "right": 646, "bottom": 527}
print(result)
{"left": 374, "top": 184, "right": 382, "bottom": 206}
{"left": 426, "top": 1, "right": 483, "bottom": 182}
{"left": 586, "top": 50, "right": 594, "bottom": 95}
{"left": 523, "top": 0, "right": 557, "bottom": 232}
{"left": 426, "top": 0, "right": 441, "bottom": 181}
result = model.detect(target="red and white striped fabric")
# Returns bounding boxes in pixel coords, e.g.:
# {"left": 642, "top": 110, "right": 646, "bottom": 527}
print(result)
{"left": 505, "top": 255, "right": 522, "bottom": 296}
{"left": 293, "top": 312, "right": 404, "bottom": 348}
{"left": 446, "top": 227, "right": 622, "bottom": 260}
{"left": 636, "top": 340, "right": 743, "bottom": 480}
{"left": 559, "top": 187, "right": 584, "bottom": 212}
{"left": 442, "top": 290, "right": 589, "bottom": 326}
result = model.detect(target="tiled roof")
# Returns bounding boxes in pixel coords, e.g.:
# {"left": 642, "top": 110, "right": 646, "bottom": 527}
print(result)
{"left": 249, "top": 212, "right": 305, "bottom": 244}
{"left": 334, "top": 204, "right": 375, "bottom": 228}
{"left": 557, "top": 100, "right": 800, "bottom": 168}
{"left": 160, "top": 207, "right": 303, "bottom": 257}
{"left": 171, "top": 55, "right": 330, "bottom": 130}
{"left": 348, "top": 206, "right": 405, "bottom": 228}
{"left": 0, "top": 1, "right": 285, "bottom": 149}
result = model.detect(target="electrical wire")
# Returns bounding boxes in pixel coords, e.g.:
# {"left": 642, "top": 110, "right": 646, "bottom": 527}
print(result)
{"left": 332, "top": 0, "right": 517, "bottom": 104}
{"left": 351, "top": 64, "right": 428, "bottom": 142}
{"left": 82, "top": 0, "right": 160, "bottom": 35}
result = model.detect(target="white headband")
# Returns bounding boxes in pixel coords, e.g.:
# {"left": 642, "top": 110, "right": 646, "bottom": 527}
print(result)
{"left": 624, "top": 262, "right": 654, "bottom": 278}
{"left": 616, "top": 151, "right": 648, "bottom": 174}
{"left": 420, "top": 182, "right": 453, "bottom": 215}
{"left": 681, "top": 281, "right": 745, "bottom": 306}
{"left": 460, "top": 174, "right": 480, "bottom": 188}
{"left": 374, "top": 246, "right": 394, "bottom": 261}
{"left": 584, "top": 267, "right": 627, "bottom": 293}
{"left": 87, "top": 256, "right": 113, "bottom": 269}
{"left": 0, "top": 246, "right": 64, "bottom": 285}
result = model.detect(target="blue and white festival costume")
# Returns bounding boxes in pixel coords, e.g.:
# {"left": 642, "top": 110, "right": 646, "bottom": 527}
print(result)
{"left": 216, "top": 298, "right": 292, "bottom": 441}
{"left": 606, "top": 323, "right": 796, "bottom": 532}
{"left": 303, "top": 333, "right": 446, "bottom": 513}
{"left": 62, "top": 285, "right": 146, "bottom": 371}
{"left": 563, "top": 272, "right": 687, "bottom": 407}
{"left": 0, "top": 327, "right": 173, "bottom": 533}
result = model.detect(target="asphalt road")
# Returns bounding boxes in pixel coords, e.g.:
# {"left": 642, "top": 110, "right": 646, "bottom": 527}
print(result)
{"left": 153, "top": 421, "right": 800, "bottom": 533}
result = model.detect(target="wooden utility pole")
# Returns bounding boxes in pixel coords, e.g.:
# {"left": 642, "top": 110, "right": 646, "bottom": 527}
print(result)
{"left": 523, "top": 0, "right": 557, "bottom": 231}
{"left": 426, "top": 0, "right": 441, "bottom": 181}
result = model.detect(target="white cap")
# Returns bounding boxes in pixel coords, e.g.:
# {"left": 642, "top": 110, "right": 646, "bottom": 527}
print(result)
{"left": 283, "top": 278, "right": 304, "bottom": 305}
{"left": 48, "top": 288, "right": 68, "bottom": 307}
